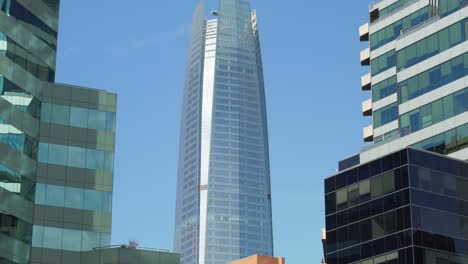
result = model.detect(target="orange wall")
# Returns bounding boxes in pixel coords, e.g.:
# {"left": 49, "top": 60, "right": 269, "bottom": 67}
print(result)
{"left": 230, "top": 254, "right": 285, "bottom": 264}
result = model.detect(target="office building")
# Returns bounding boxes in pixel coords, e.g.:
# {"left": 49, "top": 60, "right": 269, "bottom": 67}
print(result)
{"left": 358, "top": 0, "right": 467, "bottom": 163}
{"left": 323, "top": 0, "right": 468, "bottom": 263}
{"left": 229, "top": 254, "right": 285, "bottom": 264}
{"left": 174, "top": 0, "right": 274, "bottom": 264}
{"left": 325, "top": 147, "right": 468, "bottom": 264}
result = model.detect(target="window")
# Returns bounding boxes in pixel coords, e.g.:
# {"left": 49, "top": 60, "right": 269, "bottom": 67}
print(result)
{"left": 374, "top": 103, "right": 398, "bottom": 128}
{"left": 401, "top": 88, "right": 468, "bottom": 136}
{"left": 336, "top": 189, "right": 348, "bottom": 210}
{"left": 397, "top": 19, "right": 468, "bottom": 71}
{"left": 371, "top": 51, "right": 396, "bottom": 76}
{"left": 70, "top": 107, "right": 88, "bottom": 128}
{"left": 45, "top": 185, "right": 65, "bottom": 207}
{"left": 372, "top": 76, "right": 397, "bottom": 102}
{"left": 65, "top": 187, "right": 84, "bottom": 209}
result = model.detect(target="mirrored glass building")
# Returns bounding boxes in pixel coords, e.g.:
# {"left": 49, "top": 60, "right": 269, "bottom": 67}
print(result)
{"left": 174, "top": 1, "right": 274, "bottom": 264}
{"left": 0, "top": 1, "right": 120, "bottom": 263}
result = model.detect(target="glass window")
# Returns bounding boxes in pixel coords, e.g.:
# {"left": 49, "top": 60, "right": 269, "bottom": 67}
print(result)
{"left": 84, "top": 189, "right": 102, "bottom": 211}
{"left": 35, "top": 184, "right": 46, "bottom": 205}
{"left": 41, "top": 103, "right": 51, "bottom": 123}
{"left": 50, "top": 104, "right": 70, "bottom": 126}
{"left": 336, "top": 189, "right": 348, "bottom": 210}
{"left": 48, "top": 144, "right": 67, "bottom": 165}
{"left": 86, "top": 149, "right": 105, "bottom": 170}
{"left": 348, "top": 184, "right": 359, "bottom": 206}
{"left": 81, "top": 231, "right": 101, "bottom": 251}
{"left": 104, "top": 152, "right": 114, "bottom": 171}
{"left": 382, "top": 171, "right": 395, "bottom": 194}
{"left": 38, "top": 143, "right": 49, "bottom": 163}
{"left": 372, "top": 215, "right": 385, "bottom": 239}
{"left": 67, "top": 146, "right": 86, "bottom": 168}
{"left": 62, "top": 229, "right": 82, "bottom": 251}
{"left": 359, "top": 180, "right": 371, "bottom": 201}
{"left": 102, "top": 192, "right": 112, "bottom": 212}
{"left": 32, "top": 225, "right": 44, "bottom": 247}
{"left": 88, "top": 109, "right": 106, "bottom": 131}
{"left": 65, "top": 187, "right": 84, "bottom": 209}
{"left": 70, "top": 107, "right": 88, "bottom": 128}
{"left": 43, "top": 227, "right": 62, "bottom": 249}
{"left": 374, "top": 103, "right": 398, "bottom": 128}
{"left": 45, "top": 185, "right": 65, "bottom": 207}
{"left": 371, "top": 176, "right": 383, "bottom": 199}
{"left": 106, "top": 112, "right": 115, "bottom": 131}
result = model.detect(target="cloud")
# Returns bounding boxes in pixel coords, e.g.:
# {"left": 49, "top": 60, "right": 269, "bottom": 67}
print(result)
{"left": 128, "top": 23, "right": 191, "bottom": 49}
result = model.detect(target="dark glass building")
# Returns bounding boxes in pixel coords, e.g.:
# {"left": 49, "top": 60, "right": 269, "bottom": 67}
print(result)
{"left": 325, "top": 147, "right": 468, "bottom": 264}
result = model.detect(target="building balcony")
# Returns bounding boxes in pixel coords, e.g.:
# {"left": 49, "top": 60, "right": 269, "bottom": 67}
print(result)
{"left": 363, "top": 125, "right": 374, "bottom": 142}
{"left": 360, "top": 48, "right": 370, "bottom": 66}
{"left": 359, "top": 23, "right": 369, "bottom": 41}
{"left": 362, "top": 99, "right": 372, "bottom": 116}
{"left": 361, "top": 73, "right": 371, "bottom": 91}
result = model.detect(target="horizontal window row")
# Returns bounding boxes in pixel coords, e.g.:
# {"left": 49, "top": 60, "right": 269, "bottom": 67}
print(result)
{"left": 332, "top": 167, "right": 408, "bottom": 213}
{"left": 327, "top": 206, "right": 411, "bottom": 253}
{"left": 326, "top": 166, "right": 409, "bottom": 215}
{"left": 374, "top": 129, "right": 399, "bottom": 144}
{"left": 41, "top": 103, "right": 116, "bottom": 132}
{"left": 414, "top": 247, "right": 468, "bottom": 264}
{"left": 397, "top": 18, "right": 468, "bottom": 71}
{"left": 371, "top": 50, "right": 395, "bottom": 76}
{"left": 5, "top": 37, "right": 54, "bottom": 82}
{"left": 1, "top": 77, "right": 41, "bottom": 119}
{"left": 374, "top": 103, "right": 398, "bottom": 128}
{"left": 399, "top": 53, "right": 468, "bottom": 103}
{"left": 376, "top": 0, "right": 416, "bottom": 22}
{"left": 400, "top": 88, "right": 468, "bottom": 136}
{"left": 0, "top": 213, "right": 31, "bottom": 244}
{"left": 35, "top": 183, "right": 112, "bottom": 212}
{"left": 0, "top": 0, "right": 57, "bottom": 38}
{"left": 370, "top": 6, "right": 431, "bottom": 50}
{"left": 325, "top": 149, "right": 408, "bottom": 194}
{"left": 412, "top": 188, "right": 468, "bottom": 219}
{"left": 0, "top": 122, "right": 38, "bottom": 160}
{"left": 351, "top": 251, "right": 398, "bottom": 264}
{"left": 413, "top": 124, "right": 468, "bottom": 156}
{"left": 326, "top": 230, "right": 413, "bottom": 264}
{"left": 414, "top": 230, "right": 468, "bottom": 257}
{"left": 327, "top": 189, "right": 410, "bottom": 231}
{"left": 38, "top": 143, "right": 114, "bottom": 172}
{"left": 408, "top": 147, "right": 468, "bottom": 178}
{"left": 414, "top": 204, "right": 468, "bottom": 240}
{"left": 32, "top": 225, "right": 110, "bottom": 252}
{"left": 410, "top": 162, "right": 468, "bottom": 201}
{"left": 372, "top": 76, "right": 396, "bottom": 102}
{"left": 440, "top": 0, "right": 468, "bottom": 17}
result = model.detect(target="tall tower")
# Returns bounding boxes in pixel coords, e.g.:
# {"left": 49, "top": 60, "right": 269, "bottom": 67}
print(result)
{"left": 174, "top": 1, "right": 274, "bottom": 264}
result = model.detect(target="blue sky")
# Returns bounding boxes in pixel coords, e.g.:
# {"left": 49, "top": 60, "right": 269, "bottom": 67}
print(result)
{"left": 56, "top": 0, "right": 371, "bottom": 263}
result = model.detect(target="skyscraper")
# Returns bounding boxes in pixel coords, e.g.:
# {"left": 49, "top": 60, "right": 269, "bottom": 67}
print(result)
{"left": 174, "top": 1, "right": 274, "bottom": 264}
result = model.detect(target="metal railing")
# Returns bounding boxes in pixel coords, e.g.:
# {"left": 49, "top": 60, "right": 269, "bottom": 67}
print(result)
{"left": 370, "top": 0, "right": 421, "bottom": 24}
{"left": 398, "top": 14, "right": 439, "bottom": 39}
{"left": 92, "top": 245, "right": 172, "bottom": 253}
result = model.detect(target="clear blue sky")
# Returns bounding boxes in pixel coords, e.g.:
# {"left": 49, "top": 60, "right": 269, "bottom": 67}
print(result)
{"left": 56, "top": 1, "right": 370, "bottom": 263}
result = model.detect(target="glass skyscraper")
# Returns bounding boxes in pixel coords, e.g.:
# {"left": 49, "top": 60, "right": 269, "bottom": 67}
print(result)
{"left": 174, "top": 1, "right": 274, "bottom": 264}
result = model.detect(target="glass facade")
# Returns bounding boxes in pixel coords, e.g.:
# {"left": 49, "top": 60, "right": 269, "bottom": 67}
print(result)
{"left": 0, "top": 1, "right": 119, "bottom": 263}
{"left": 325, "top": 148, "right": 468, "bottom": 264}
{"left": 365, "top": 0, "right": 468, "bottom": 153}
{"left": 174, "top": 1, "right": 273, "bottom": 264}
